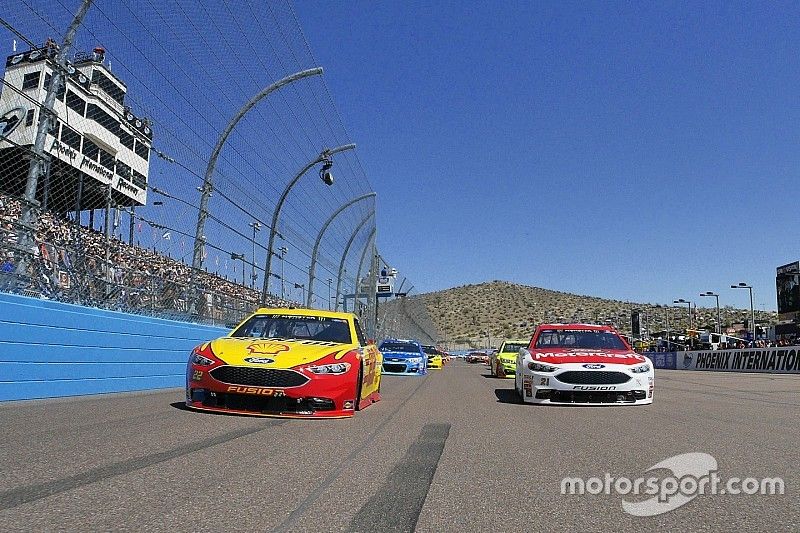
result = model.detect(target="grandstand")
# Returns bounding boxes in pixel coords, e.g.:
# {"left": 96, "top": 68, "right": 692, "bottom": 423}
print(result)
{"left": 0, "top": 193, "right": 293, "bottom": 326}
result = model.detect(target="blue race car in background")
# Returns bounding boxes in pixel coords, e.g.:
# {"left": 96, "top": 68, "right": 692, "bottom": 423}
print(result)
{"left": 379, "top": 339, "right": 427, "bottom": 375}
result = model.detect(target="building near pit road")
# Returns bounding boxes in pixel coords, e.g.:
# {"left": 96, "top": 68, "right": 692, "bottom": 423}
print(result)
{"left": 0, "top": 43, "right": 151, "bottom": 212}
{"left": 775, "top": 261, "right": 800, "bottom": 339}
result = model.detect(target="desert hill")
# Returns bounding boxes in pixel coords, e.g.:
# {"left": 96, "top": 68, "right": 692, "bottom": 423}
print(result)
{"left": 380, "top": 280, "right": 775, "bottom": 348}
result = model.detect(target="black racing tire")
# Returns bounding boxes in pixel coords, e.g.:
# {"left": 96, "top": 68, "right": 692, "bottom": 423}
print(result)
{"left": 355, "top": 363, "right": 364, "bottom": 411}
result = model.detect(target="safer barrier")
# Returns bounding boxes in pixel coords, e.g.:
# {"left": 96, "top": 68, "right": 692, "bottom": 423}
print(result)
{"left": 644, "top": 348, "right": 800, "bottom": 374}
{"left": 644, "top": 352, "right": 677, "bottom": 370}
{"left": 0, "top": 292, "right": 227, "bottom": 401}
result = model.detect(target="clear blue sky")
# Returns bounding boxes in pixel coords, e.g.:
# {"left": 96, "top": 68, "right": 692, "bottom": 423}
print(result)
{"left": 294, "top": 0, "right": 800, "bottom": 310}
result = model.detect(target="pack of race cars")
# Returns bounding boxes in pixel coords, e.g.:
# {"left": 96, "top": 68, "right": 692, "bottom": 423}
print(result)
{"left": 185, "top": 307, "right": 653, "bottom": 418}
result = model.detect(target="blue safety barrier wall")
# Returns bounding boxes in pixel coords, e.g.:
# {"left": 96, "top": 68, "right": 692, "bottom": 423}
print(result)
{"left": 643, "top": 352, "right": 677, "bottom": 370}
{"left": 0, "top": 293, "right": 228, "bottom": 401}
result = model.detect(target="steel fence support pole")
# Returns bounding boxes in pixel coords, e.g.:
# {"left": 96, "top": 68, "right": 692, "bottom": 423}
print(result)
{"left": 189, "top": 67, "right": 323, "bottom": 315}
{"left": 261, "top": 143, "right": 355, "bottom": 305}
{"left": 307, "top": 191, "right": 375, "bottom": 307}
{"left": 334, "top": 211, "right": 374, "bottom": 311}
{"left": 354, "top": 227, "right": 376, "bottom": 318}
{"left": 14, "top": 0, "right": 93, "bottom": 285}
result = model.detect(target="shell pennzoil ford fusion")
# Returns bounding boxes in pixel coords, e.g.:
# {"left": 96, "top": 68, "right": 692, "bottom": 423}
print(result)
{"left": 186, "top": 309, "right": 382, "bottom": 418}
{"left": 514, "top": 324, "right": 654, "bottom": 405}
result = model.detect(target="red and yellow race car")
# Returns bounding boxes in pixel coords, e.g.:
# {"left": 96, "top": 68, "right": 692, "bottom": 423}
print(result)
{"left": 186, "top": 308, "right": 382, "bottom": 418}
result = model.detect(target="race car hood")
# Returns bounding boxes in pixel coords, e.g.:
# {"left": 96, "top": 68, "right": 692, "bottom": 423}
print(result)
{"left": 497, "top": 354, "right": 517, "bottom": 363}
{"left": 210, "top": 337, "right": 355, "bottom": 368}
{"left": 529, "top": 348, "right": 646, "bottom": 366}
{"left": 381, "top": 351, "right": 422, "bottom": 360}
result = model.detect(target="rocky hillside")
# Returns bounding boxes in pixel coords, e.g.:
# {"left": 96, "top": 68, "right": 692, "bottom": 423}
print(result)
{"left": 402, "top": 280, "right": 775, "bottom": 348}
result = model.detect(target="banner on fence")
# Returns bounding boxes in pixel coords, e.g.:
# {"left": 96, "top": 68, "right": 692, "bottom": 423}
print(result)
{"left": 645, "top": 352, "right": 677, "bottom": 370}
{"left": 675, "top": 347, "right": 800, "bottom": 374}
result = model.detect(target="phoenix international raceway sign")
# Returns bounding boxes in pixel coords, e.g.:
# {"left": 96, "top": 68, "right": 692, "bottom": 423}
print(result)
{"left": 677, "top": 347, "right": 800, "bottom": 374}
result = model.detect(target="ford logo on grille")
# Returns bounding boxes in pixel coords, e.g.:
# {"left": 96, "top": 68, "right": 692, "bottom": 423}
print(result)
{"left": 244, "top": 357, "right": 274, "bottom": 364}
{"left": 582, "top": 363, "right": 605, "bottom": 369}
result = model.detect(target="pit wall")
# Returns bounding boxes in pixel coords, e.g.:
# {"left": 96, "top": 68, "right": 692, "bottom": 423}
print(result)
{"left": 0, "top": 292, "right": 227, "bottom": 401}
{"left": 644, "top": 348, "right": 800, "bottom": 374}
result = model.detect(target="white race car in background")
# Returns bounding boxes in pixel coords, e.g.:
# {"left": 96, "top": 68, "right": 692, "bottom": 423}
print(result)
{"left": 514, "top": 324, "right": 654, "bottom": 405}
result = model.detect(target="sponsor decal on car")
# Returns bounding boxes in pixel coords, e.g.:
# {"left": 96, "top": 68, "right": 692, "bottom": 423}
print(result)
{"left": 244, "top": 357, "right": 275, "bottom": 364}
{"left": 226, "top": 385, "right": 285, "bottom": 396}
{"left": 572, "top": 385, "right": 617, "bottom": 390}
{"left": 582, "top": 363, "right": 606, "bottom": 369}
{"left": 246, "top": 341, "right": 290, "bottom": 356}
{"left": 535, "top": 351, "right": 645, "bottom": 361}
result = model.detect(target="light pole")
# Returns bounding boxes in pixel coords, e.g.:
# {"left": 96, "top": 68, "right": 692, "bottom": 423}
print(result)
{"left": 248, "top": 222, "right": 261, "bottom": 289}
{"left": 731, "top": 282, "right": 755, "bottom": 344}
{"left": 700, "top": 291, "right": 721, "bottom": 334}
{"left": 327, "top": 278, "right": 333, "bottom": 311}
{"left": 307, "top": 191, "right": 376, "bottom": 307}
{"left": 278, "top": 246, "right": 288, "bottom": 300}
{"left": 655, "top": 304, "right": 672, "bottom": 350}
{"left": 190, "top": 68, "right": 323, "bottom": 313}
{"left": 335, "top": 211, "right": 375, "bottom": 311}
{"left": 262, "top": 144, "right": 356, "bottom": 304}
{"left": 673, "top": 298, "right": 692, "bottom": 340}
{"left": 230, "top": 253, "right": 246, "bottom": 286}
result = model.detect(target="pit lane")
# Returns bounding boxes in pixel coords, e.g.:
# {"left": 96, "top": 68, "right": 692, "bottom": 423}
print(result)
{"left": 0, "top": 363, "right": 797, "bottom": 531}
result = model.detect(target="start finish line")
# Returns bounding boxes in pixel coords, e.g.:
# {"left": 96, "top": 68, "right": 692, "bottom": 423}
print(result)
{"left": 645, "top": 348, "right": 800, "bottom": 374}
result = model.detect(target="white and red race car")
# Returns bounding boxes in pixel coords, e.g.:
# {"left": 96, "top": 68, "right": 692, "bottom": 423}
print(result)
{"left": 514, "top": 324, "right": 654, "bottom": 405}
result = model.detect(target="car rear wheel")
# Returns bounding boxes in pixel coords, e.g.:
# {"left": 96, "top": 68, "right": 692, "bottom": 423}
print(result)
{"left": 355, "top": 363, "right": 364, "bottom": 411}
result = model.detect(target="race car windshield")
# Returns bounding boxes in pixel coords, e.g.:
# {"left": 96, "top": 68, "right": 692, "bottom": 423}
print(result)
{"left": 534, "top": 330, "right": 628, "bottom": 350}
{"left": 231, "top": 315, "right": 352, "bottom": 344}
{"left": 501, "top": 343, "right": 527, "bottom": 353}
{"left": 422, "top": 346, "right": 437, "bottom": 354}
{"left": 380, "top": 342, "right": 420, "bottom": 353}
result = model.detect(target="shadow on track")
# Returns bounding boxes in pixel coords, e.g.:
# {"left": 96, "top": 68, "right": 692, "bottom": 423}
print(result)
{"left": 494, "top": 388, "right": 521, "bottom": 404}
{"left": 170, "top": 401, "right": 253, "bottom": 417}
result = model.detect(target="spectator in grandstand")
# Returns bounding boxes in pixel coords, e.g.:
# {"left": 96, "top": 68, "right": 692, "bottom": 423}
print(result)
{"left": 0, "top": 192, "right": 296, "bottom": 321}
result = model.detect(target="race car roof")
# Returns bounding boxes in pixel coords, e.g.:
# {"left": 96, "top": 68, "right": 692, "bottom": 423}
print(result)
{"left": 253, "top": 307, "right": 355, "bottom": 321}
{"left": 537, "top": 323, "right": 616, "bottom": 331}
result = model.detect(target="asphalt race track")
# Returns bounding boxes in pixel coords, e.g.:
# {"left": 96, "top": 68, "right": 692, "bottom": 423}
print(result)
{"left": 1, "top": 362, "right": 797, "bottom": 531}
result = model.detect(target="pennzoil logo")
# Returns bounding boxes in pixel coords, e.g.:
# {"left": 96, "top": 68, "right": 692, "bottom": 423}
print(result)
{"left": 226, "top": 386, "right": 285, "bottom": 397}
{"left": 246, "top": 341, "right": 290, "bottom": 356}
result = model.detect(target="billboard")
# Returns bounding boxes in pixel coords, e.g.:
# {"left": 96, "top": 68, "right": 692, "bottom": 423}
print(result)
{"left": 776, "top": 261, "right": 800, "bottom": 320}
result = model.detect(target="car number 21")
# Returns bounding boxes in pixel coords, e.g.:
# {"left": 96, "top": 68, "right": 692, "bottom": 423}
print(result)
{"left": 539, "top": 377, "right": 549, "bottom": 386}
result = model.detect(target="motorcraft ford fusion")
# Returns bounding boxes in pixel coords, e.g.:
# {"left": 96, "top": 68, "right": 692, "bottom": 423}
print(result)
{"left": 186, "top": 308, "right": 382, "bottom": 418}
{"left": 379, "top": 339, "right": 427, "bottom": 375}
{"left": 514, "top": 324, "right": 654, "bottom": 405}
{"left": 492, "top": 339, "right": 528, "bottom": 378}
